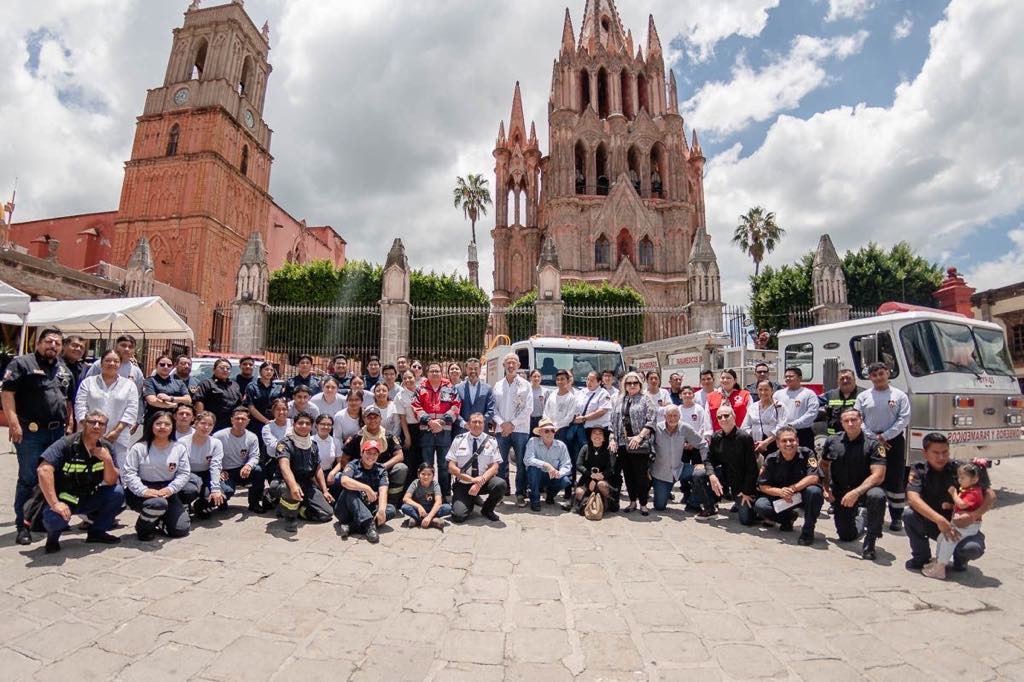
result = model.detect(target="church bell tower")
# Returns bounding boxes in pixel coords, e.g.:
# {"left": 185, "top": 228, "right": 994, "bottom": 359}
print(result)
{"left": 112, "top": 0, "right": 274, "bottom": 345}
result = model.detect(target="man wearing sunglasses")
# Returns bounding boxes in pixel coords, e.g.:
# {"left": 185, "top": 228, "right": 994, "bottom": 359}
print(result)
{"left": 745, "top": 362, "right": 778, "bottom": 395}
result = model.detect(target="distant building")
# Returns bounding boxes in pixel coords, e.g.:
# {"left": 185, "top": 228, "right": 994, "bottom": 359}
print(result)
{"left": 973, "top": 280, "right": 1024, "bottom": 381}
{"left": 9, "top": 1, "right": 345, "bottom": 347}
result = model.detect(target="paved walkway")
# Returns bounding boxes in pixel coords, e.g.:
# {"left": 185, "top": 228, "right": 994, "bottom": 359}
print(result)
{"left": 1, "top": 435, "right": 1023, "bottom": 680}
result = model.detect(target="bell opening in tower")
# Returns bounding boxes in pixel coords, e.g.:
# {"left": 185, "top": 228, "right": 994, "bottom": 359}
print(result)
{"left": 597, "top": 67, "right": 610, "bottom": 119}
{"left": 579, "top": 69, "right": 591, "bottom": 114}
{"left": 596, "top": 144, "right": 609, "bottom": 196}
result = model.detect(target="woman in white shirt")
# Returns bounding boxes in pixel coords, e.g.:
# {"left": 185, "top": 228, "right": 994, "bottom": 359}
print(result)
{"left": 393, "top": 370, "right": 418, "bottom": 450}
{"left": 333, "top": 390, "right": 365, "bottom": 447}
{"left": 310, "top": 377, "right": 344, "bottom": 419}
{"left": 348, "top": 375, "right": 375, "bottom": 406}
{"left": 528, "top": 369, "right": 548, "bottom": 434}
{"left": 313, "top": 414, "right": 341, "bottom": 481}
{"left": 740, "top": 380, "right": 786, "bottom": 456}
{"left": 644, "top": 371, "right": 673, "bottom": 426}
{"left": 371, "top": 382, "right": 401, "bottom": 437}
{"left": 74, "top": 349, "right": 139, "bottom": 468}
{"left": 261, "top": 399, "right": 292, "bottom": 453}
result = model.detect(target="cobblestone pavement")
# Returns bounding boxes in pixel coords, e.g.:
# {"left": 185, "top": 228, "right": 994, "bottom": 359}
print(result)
{"left": 1, "top": 436, "right": 1023, "bottom": 681}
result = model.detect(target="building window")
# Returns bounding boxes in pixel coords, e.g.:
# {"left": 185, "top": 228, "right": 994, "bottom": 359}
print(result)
{"left": 595, "top": 235, "right": 610, "bottom": 267}
{"left": 637, "top": 72, "right": 649, "bottom": 114}
{"left": 1012, "top": 324, "right": 1024, "bottom": 362}
{"left": 597, "top": 67, "right": 609, "bottom": 119}
{"left": 616, "top": 228, "right": 633, "bottom": 264}
{"left": 239, "top": 56, "right": 253, "bottom": 97}
{"left": 189, "top": 38, "right": 208, "bottom": 80}
{"left": 579, "top": 69, "right": 591, "bottom": 113}
{"left": 166, "top": 124, "right": 180, "bottom": 157}
{"left": 639, "top": 237, "right": 654, "bottom": 268}
{"left": 240, "top": 145, "right": 249, "bottom": 175}
{"left": 596, "top": 143, "right": 609, "bottom": 195}
{"left": 620, "top": 69, "right": 634, "bottom": 120}
{"left": 575, "top": 140, "right": 586, "bottom": 194}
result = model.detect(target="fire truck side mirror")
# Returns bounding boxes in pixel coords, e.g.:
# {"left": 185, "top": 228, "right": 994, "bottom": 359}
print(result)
{"left": 823, "top": 357, "right": 840, "bottom": 393}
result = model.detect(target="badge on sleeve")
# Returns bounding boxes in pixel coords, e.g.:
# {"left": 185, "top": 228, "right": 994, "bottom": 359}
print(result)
{"left": 276, "top": 442, "right": 286, "bottom": 453}
{"left": 28, "top": 422, "right": 38, "bottom": 432}
{"left": 168, "top": 462, "right": 177, "bottom": 472}
{"left": 808, "top": 457, "right": 818, "bottom": 468}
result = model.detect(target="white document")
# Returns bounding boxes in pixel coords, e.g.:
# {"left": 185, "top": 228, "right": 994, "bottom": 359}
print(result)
{"left": 773, "top": 492, "right": 802, "bottom": 513}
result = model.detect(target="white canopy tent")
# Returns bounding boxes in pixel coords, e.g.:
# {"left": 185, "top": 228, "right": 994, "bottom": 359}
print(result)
{"left": 0, "top": 281, "right": 32, "bottom": 354}
{"left": 0, "top": 297, "right": 194, "bottom": 351}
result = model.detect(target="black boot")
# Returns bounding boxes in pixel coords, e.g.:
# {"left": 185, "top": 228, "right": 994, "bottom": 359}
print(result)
{"left": 861, "top": 535, "right": 877, "bottom": 561}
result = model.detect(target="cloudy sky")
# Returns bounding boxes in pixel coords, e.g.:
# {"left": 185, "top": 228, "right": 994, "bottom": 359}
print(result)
{"left": 2, "top": 0, "right": 1022, "bottom": 306}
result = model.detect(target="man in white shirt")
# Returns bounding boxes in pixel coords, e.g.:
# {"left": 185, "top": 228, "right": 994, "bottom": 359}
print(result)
{"left": 600, "top": 370, "right": 620, "bottom": 406}
{"left": 676, "top": 385, "right": 711, "bottom": 509}
{"left": 491, "top": 353, "right": 533, "bottom": 505}
{"left": 773, "top": 367, "right": 819, "bottom": 451}
{"left": 543, "top": 370, "right": 579, "bottom": 451}
{"left": 446, "top": 413, "right": 506, "bottom": 523}
{"left": 694, "top": 370, "right": 716, "bottom": 408}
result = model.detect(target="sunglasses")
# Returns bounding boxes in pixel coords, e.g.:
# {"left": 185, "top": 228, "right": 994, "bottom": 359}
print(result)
{"left": 84, "top": 419, "right": 108, "bottom": 427}
{"left": 624, "top": 381, "right": 640, "bottom": 386}
{"left": 157, "top": 362, "right": 173, "bottom": 368}
{"left": 719, "top": 414, "right": 734, "bottom": 420}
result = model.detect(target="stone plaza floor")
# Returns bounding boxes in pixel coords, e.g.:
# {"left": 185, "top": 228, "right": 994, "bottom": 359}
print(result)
{"left": 0, "top": 436, "right": 1022, "bottom": 681}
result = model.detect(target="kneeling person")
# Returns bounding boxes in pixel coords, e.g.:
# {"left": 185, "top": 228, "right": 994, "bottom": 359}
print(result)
{"left": 821, "top": 408, "right": 887, "bottom": 559}
{"left": 693, "top": 406, "right": 757, "bottom": 524}
{"left": 36, "top": 410, "right": 124, "bottom": 553}
{"left": 401, "top": 463, "right": 452, "bottom": 530}
{"left": 447, "top": 412, "right": 506, "bottom": 523}
{"left": 276, "top": 412, "right": 335, "bottom": 533}
{"left": 524, "top": 418, "right": 573, "bottom": 512}
{"left": 214, "top": 407, "right": 267, "bottom": 513}
{"left": 179, "top": 411, "right": 225, "bottom": 519}
{"left": 336, "top": 439, "right": 395, "bottom": 543}
{"left": 341, "top": 405, "right": 408, "bottom": 507}
{"left": 754, "top": 426, "right": 824, "bottom": 546}
{"left": 123, "top": 411, "right": 192, "bottom": 541}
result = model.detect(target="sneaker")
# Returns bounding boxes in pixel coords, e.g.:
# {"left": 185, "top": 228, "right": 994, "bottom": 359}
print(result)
{"left": 889, "top": 519, "right": 903, "bottom": 532}
{"left": 695, "top": 509, "right": 716, "bottom": 521}
{"left": 797, "top": 532, "right": 814, "bottom": 546}
{"left": 779, "top": 520, "right": 794, "bottom": 532}
{"left": 482, "top": 509, "right": 500, "bottom": 523}
{"left": 861, "top": 536, "right": 877, "bottom": 561}
{"left": 560, "top": 500, "right": 574, "bottom": 512}
{"left": 530, "top": 502, "right": 542, "bottom": 512}
{"left": 16, "top": 527, "right": 32, "bottom": 545}
{"left": 905, "top": 557, "right": 929, "bottom": 571}
{"left": 283, "top": 517, "right": 298, "bottom": 533}
{"left": 401, "top": 518, "right": 414, "bottom": 528}
{"left": 516, "top": 495, "right": 527, "bottom": 508}
{"left": 85, "top": 531, "right": 120, "bottom": 545}
{"left": 45, "top": 538, "right": 61, "bottom": 554}
{"left": 336, "top": 521, "right": 350, "bottom": 538}
{"left": 365, "top": 526, "right": 380, "bottom": 544}
{"left": 137, "top": 529, "right": 156, "bottom": 542}
{"left": 922, "top": 559, "right": 947, "bottom": 580}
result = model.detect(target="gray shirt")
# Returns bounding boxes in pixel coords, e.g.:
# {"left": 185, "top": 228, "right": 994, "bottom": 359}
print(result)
{"left": 773, "top": 387, "right": 819, "bottom": 431}
{"left": 855, "top": 386, "right": 911, "bottom": 441}
{"left": 213, "top": 428, "right": 260, "bottom": 470}
{"left": 524, "top": 436, "right": 572, "bottom": 477}
{"left": 652, "top": 422, "right": 707, "bottom": 482}
{"left": 122, "top": 441, "right": 190, "bottom": 495}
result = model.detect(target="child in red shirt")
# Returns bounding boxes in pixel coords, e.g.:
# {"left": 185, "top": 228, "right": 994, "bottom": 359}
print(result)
{"left": 923, "top": 461, "right": 989, "bottom": 579}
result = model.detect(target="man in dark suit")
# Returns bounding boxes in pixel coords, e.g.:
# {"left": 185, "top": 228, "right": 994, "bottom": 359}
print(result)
{"left": 455, "top": 358, "right": 494, "bottom": 438}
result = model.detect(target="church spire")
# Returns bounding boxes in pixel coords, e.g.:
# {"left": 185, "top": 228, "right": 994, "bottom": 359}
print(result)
{"left": 690, "top": 129, "right": 704, "bottom": 159}
{"left": 508, "top": 81, "right": 527, "bottom": 146}
{"left": 496, "top": 120, "right": 506, "bottom": 147}
{"left": 560, "top": 8, "right": 576, "bottom": 56}
{"left": 579, "top": 0, "right": 627, "bottom": 54}
{"left": 647, "top": 14, "right": 663, "bottom": 59}
{"left": 668, "top": 69, "right": 679, "bottom": 113}
{"left": 528, "top": 121, "right": 538, "bottom": 149}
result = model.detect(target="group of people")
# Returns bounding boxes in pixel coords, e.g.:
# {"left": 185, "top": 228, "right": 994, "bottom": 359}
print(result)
{"left": 3, "top": 333, "right": 995, "bottom": 579}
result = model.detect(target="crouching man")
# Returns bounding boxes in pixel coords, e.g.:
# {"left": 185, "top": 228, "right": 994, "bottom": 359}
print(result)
{"left": 335, "top": 439, "right": 395, "bottom": 543}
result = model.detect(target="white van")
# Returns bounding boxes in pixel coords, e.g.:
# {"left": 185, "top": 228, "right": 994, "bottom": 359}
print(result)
{"left": 777, "top": 309, "right": 1023, "bottom": 463}
{"left": 485, "top": 336, "right": 625, "bottom": 388}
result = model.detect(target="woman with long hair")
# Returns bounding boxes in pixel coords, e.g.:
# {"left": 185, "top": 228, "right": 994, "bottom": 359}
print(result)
{"left": 741, "top": 380, "right": 785, "bottom": 456}
{"left": 573, "top": 426, "right": 621, "bottom": 514}
{"left": 122, "top": 410, "right": 191, "bottom": 540}
{"left": 707, "top": 369, "right": 753, "bottom": 432}
{"left": 394, "top": 370, "right": 420, "bottom": 468}
{"left": 372, "top": 382, "right": 401, "bottom": 436}
{"left": 179, "top": 410, "right": 225, "bottom": 519}
{"left": 528, "top": 369, "right": 547, "bottom": 434}
{"left": 311, "top": 376, "right": 344, "bottom": 418}
{"left": 74, "top": 348, "right": 139, "bottom": 468}
{"left": 610, "top": 371, "right": 657, "bottom": 515}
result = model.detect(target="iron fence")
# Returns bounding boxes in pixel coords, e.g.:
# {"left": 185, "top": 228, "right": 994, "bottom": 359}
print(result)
{"left": 209, "top": 304, "right": 233, "bottom": 353}
{"left": 561, "top": 305, "right": 686, "bottom": 347}
{"left": 787, "top": 305, "right": 878, "bottom": 329}
{"left": 410, "top": 305, "right": 491, "bottom": 362}
{"left": 266, "top": 304, "right": 380, "bottom": 367}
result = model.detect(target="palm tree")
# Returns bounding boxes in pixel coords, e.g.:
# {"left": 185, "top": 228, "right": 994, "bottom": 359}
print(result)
{"left": 453, "top": 174, "right": 492, "bottom": 244}
{"left": 732, "top": 206, "right": 784, "bottom": 276}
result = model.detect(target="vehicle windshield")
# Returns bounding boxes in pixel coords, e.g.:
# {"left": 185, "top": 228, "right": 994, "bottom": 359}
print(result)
{"left": 900, "top": 321, "right": 1015, "bottom": 378}
{"left": 190, "top": 359, "right": 242, "bottom": 384}
{"left": 533, "top": 349, "right": 624, "bottom": 387}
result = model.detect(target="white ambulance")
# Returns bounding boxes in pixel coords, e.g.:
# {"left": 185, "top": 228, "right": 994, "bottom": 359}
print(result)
{"left": 776, "top": 308, "right": 1023, "bottom": 463}
{"left": 484, "top": 336, "right": 625, "bottom": 389}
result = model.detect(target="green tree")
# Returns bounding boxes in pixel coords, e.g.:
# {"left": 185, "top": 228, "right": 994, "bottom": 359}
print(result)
{"left": 748, "top": 242, "right": 943, "bottom": 335}
{"left": 733, "top": 206, "right": 785, "bottom": 276}
{"left": 509, "top": 282, "right": 646, "bottom": 345}
{"left": 453, "top": 174, "right": 492, "bottom": 245}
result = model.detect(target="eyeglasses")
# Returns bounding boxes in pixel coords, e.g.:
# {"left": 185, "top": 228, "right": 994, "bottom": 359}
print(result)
{"left": 412, "top": 365, "right": 422, "bottom": 370}
{"left": 624, "top": 381, "right": 640, "bottom": 386}
{"left": 718, "top": 414, "right": 734, "bottom": 420}
{"left": 755, "top": 369, "right": 768, "bottom": 374}
{"left": 84, "top": 419, "right": 107, "bottom": 427}
{"left": 157, "top": 362, "right": 173, "bottom": 368}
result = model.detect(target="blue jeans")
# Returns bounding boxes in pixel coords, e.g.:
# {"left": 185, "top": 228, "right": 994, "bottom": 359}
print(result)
{"left": 419, "top": 429, "right": 452, "bottom": 497}
{"left": 651, "top": 478, "right": 676, "bottom": 511}
{"left": 401, "top": 502, "right": 452, "bottom": 524}
{"left": 335, "top": 490, "right": 396, "bottom": 533}
{"left": 526, "top": 467, "right": 572, "bottom": 506}
{"left": 42, "top": 484, "right": 124, "bottom": 539}
{"left": 679, "top": 460, "right": 699, "bottom": 508}
{"left": 14, "top": 426, "right": 65, "bottom": 527}
{"left": 497, "top": 431, "right": 530, "bottom": 496}
{"left": 754, "top": 485, "right": 824, "bottom": 535}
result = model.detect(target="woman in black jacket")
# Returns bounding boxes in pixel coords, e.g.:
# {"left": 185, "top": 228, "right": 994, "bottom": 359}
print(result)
{"left": 573, "top": 427, "right": 621, "bottom": 514}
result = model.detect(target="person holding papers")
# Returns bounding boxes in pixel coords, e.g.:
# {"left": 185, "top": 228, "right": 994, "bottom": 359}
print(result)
{"left": 753, "top": 425, "right": 824, "bottom": 546}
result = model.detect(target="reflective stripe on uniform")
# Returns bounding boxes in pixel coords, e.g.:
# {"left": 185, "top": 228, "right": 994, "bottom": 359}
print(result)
{"left": 90, "top": 462, "right": 106, "bottom": 472}
{"left": 280, "top": 497, "right": 300, "bottom": 511}
{"left": 62, "top": 463, "right": 88, "bottom": 473}
{"left": 58, "top": 492, "right": 79, "bottom": 505}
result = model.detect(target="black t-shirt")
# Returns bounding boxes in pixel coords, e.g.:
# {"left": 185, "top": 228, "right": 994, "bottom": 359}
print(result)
{"left": 195, "top": 378, "right": 243, "bottom": 430}
{"left": 757, "top": 447, "right": 822, "bottom": 498}
{"left": 342, "top": 460, "right": 389, "bottom": 492}
{"left": 143, "top": 374, "right": 189, "bottom": 418}
{"left": 2, "top": 352, "right": 73, "bottom": 425}
{"left": 235, "top": 373, "right": 256, "bottom": 396}
{"left": 40, "top": 433, "right": 112, "bottom": 499}
{"left": 907, "top": 460, "right": 962, "bottom": 520}
{"left": 343, "top": 433, "right": 403, "bottom": 461}
{"left": 707, "top": 429, "right": 759, "bottom": 496}
{"left": 821, "top": 430, "right": 886, "bottom": 494}
{"left": 275, "top": 435, "right": 320, "bottom": 482}
{"left": 284, "top": 374, "right": 320, "bottom": 400}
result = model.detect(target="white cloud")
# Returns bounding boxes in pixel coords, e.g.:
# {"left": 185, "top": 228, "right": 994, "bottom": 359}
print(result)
{"left": 825, "top": 0, "right": 875, "bottom": 23}
{"left": 964, "top": 229, "right": 1024, "bottom": 292}
{"left": 704, "top": 0, "right": 1024, "bottom": 305}
{"left": 892, "top": 13, "right": 914, "bottom": 40}
{"left": 682, "top": 31, "right": 868, "bottom": 137}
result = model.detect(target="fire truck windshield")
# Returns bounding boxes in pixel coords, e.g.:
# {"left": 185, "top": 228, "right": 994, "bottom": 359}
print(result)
{"left": 900, "top": 321, "right": 1015, "bottom": 378}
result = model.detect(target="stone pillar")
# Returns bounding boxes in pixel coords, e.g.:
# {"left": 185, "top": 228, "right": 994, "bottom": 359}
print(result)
{"left": 230, "top": 231, "right": 269, "bottom": 355}
{"left": 379, "top": 238, "right": 411, "bottom": 362}
{"left": 535, "top": 237, "right": 563, "bottom": 337}
{"left": 124, "top": 236, "right": 155, "bottom": 297}
{"left": 933, "top": 267, "right": 976, "bottom": 317}
{"left": 685, "top": 226, "right": 723, "bottom": 332}
{"left": 810, "top": 234, "right": 851, "bottom": 325}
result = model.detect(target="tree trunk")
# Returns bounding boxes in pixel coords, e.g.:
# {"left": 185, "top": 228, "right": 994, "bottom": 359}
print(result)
{"left": 470, "top": 217, "right": 477, "bottom": 245}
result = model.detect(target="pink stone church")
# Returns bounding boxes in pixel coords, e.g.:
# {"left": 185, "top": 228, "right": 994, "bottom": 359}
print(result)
{"left": 491, "top": 0, "right": 719, "bottom": 313}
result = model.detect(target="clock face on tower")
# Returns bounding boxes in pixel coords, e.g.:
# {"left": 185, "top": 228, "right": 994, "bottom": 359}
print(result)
{"left": 244, "top": 110, "right": 255, "bottom": 129}
{"left": 173, "top": 88, "right": 189, "bottom": 105}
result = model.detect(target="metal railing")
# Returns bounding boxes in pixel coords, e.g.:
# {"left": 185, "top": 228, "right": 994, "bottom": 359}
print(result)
{"left": 266, "top": 304, "right": 380, "bottom": 365}
{"left": 787, "top": 305, "right": 878, "bottom": 329}
{"left": 561, "top": 305, "right": 687, "bottom": 346}
{"left": 410, "top": 305, "right": 490, "bottom": 362}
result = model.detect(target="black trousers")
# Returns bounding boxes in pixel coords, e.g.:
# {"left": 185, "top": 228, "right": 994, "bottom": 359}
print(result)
{"left": 451, "top": 477, "right": 506, "bottom": 522}
{"left": 796, "top": 428, "right": 815, "bottom": 451}
{"left": 882, "top": 435, "right": 907, "bottom": 521}
{"left": 618, "top": 451, "right": 650, "bottom": 506}
{"left": 832, "top": 486, "right": 886, "bottom": 541}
